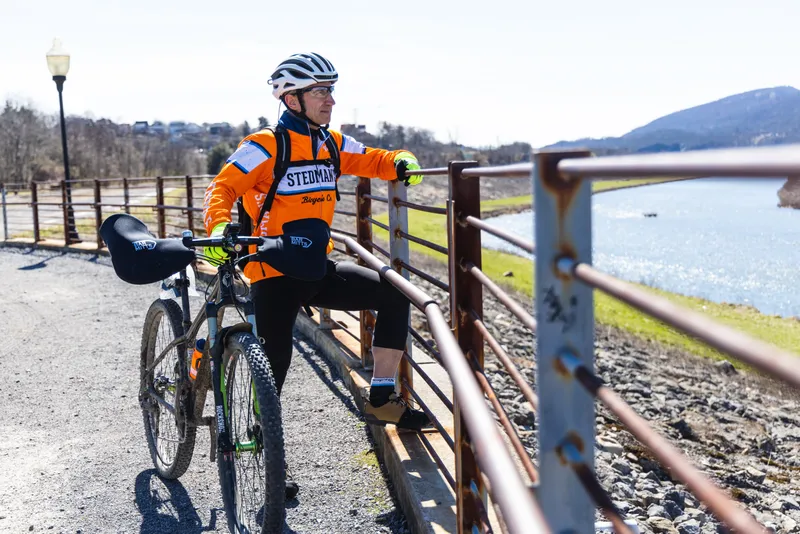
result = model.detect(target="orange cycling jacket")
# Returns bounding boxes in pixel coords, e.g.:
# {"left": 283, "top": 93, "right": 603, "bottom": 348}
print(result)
{"left": 203, "top": 111, "right": 409, "bottom": 283}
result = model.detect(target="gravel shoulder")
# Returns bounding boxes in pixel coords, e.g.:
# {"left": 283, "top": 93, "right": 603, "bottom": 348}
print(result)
{"left": 0, "top": 246, "right": 408, "bottom": 534}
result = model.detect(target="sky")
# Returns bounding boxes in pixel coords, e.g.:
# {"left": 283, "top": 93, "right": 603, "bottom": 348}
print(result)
{"left": 1, "top": 0, "right": 797, "bottom": 149}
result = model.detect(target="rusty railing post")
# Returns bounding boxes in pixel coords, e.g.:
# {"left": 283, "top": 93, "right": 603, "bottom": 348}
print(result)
{"left": 448, "top": 160, "right": 484, "bottom": 534}
{"left": 533, "top": 149, "right": 595, "bottom": 531}
{"left": 123, "top": 178, "right": 130, "bottom": 214}
{"left": 185, "top": 175, "right": 194, "bottom": 235}
{"left": 94, "top": 179, "right": 103, "bottom": 249}
{"left": 1, "top": 183, "right": 7, "bottom": 241}
{"left": 356, "top": 177, "right": 375, "bottom": 369}
{"left": 31, "top": 181, "right": 40, "bottom": 243}
{"left": 388, "top": 178, "right": 413, "bottom": 400}
{"left": 61, "top": 180, "right": 71, "bottom": 245}
{"left": 156, "top": 176, "right": 165, "bottom": 238}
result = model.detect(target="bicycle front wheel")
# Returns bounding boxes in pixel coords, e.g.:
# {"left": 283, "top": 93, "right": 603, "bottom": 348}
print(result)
{"left": 218, "top": 332, "right": 285, "bottom": 534}
{"left": 140, "top": 298, "right": 196, "bottom": 479}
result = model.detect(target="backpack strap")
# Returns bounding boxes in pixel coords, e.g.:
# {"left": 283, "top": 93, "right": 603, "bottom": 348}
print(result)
{"left": 324, "top": 132, "right": 342, "bottom": 201}
{"left": 253, "top": 125, "right": 291, "bottom": 231}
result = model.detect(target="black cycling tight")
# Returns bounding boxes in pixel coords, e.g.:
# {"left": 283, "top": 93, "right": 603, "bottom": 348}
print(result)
{"left": 250, "top": 260, "right": 411, "bottom": 394}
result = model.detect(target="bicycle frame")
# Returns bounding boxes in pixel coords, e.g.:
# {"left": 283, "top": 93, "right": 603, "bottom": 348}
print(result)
{"left": 140, "top": 257, "right": 259, "bottom": 460}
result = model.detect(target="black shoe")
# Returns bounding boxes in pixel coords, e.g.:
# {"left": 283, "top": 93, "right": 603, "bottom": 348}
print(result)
{"left": 363, "top": 392, "right": 433, "bottom": 431}
{"left": 285, "top": 462, "right": 299, "bottom": 500}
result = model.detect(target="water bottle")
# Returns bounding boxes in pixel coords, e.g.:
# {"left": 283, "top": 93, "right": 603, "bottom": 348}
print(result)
{"left": 189, "top": 338, "right": 205, "bottom": 380}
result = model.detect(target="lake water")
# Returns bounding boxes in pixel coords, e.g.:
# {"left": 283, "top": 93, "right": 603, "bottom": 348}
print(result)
{"left": 481, "top": 178, "right": 800, "bottom": 318}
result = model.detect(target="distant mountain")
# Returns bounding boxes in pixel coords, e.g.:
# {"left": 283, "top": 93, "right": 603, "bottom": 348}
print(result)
{"left": 544, "top": 86, "right": 800, "bottom": 153}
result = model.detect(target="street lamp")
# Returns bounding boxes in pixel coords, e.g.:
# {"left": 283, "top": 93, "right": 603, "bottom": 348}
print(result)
{"left": 46, "top": 38, "right": 79, "bottom": 242}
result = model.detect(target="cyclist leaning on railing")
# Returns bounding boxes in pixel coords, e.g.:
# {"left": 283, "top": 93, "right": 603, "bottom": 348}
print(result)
{"left": 202, "top": 52, "right": 432, "bottom": 499}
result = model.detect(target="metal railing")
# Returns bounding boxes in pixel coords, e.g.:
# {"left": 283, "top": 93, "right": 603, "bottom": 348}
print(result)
{"left": 0, "top": 175, "right": 215, "bottom": 245}
{"left": 5, "top": 143, "right": 800, "bottom": 533}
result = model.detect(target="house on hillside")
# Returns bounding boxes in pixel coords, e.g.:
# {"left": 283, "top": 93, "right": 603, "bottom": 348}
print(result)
{"left": 132, "top": 121, "right": 149, "bottom": 134}
{"left": 208, "top": 122, "right": 233, "bottom": 136}
{"left": 169, "top": 121, "right": 186, "bottom": 137}
{"left": 150, "top": 121, "right": 166, "bottom": 135}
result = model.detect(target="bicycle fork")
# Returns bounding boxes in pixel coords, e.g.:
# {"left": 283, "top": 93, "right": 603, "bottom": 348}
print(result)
{"left": 205, "top": 299, "right": 259, "bottom": 463}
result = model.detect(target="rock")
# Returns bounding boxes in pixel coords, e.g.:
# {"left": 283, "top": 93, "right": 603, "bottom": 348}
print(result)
{"left": 628, "top": 506, "right": 645, "bottom": 518}
{"left": 769, "top": 498, "right": 800, "bottom": 512}
{"left": 647, "top": 517, "right": 679, "bottom": 533}
{"left": 612, "top": 459, "right": 632, "bottom": 476}
{"left": 597, "top": 436, "right": 624, "bottom": 455}
{"left": 783, "top": 517, "right": 798, "bottom": 532}
{"left": 745, "top": 466, "right": 766, "bottom": 484}
{"left": 684, "top": 508, "right": 707, "bottom": 525}
{"left": 714, "top": 360, "right": 737, "bottom": 375}
{"left": 648, "top": 504, "right": 670, "bottom": 519}
{"left": 502, "top": 270, "right": 513, "bottom": 277}
{"left": 669, "top": 419, "right": 699, "bottom": 441}
{"left": 785, "top": 496, "right": 800, "bottom": 511}
{"left": 677, "top": 520, "right": 702, "bottom": 534}
{"left": 641, "top": 470, "right": 661, "bottom": 483}
{"left": 778, "top": 176, "right": 800, "bottom": 209}
{"left": 611, "top": 481, "right": 635, "bottom": 499}
{"left": 613, "top": 500, "right": 632, "bottom": 514}
{"left": 638, "top": 480, "right": 662, "bottom": 494}
{"left": 664, "top": 489, "right": 685, "bottom": 507}
{"left": 682, "top": 492, "right": 700, "bottom": 509}
{"left": 641, "top": 492, "right": 664, "bottom": 508}
{"left": 758, "top": 438, "right": 775, "bottom": 454}
{"left": 664, "top": 501, "right": 683, "bottom": 521}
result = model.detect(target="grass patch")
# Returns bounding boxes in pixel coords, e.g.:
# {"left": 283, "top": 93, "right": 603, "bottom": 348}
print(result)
{"left": 375, "top": 200, "right": 800, "bottom": 365}
{"left": 353, "top": 449, "right": 380, "bottom": 470}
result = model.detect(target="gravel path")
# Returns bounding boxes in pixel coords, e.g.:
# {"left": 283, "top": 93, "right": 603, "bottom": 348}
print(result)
{"left": 0, "top": 246, "right": 408, "bottom": 534}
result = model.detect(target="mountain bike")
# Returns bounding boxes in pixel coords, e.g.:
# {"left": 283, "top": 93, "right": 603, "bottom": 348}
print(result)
{"left": 102, "top": 214, "right": 285, "bottom": 534}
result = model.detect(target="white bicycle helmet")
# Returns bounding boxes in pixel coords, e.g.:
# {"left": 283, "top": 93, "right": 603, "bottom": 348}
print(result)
{"left": 269, "top": 53, "right": 338, "bottom": 100}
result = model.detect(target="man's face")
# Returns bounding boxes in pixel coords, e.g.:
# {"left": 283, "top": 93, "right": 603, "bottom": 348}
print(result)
{"left": 291, "top": 82, "right": 335, "bottom": 125}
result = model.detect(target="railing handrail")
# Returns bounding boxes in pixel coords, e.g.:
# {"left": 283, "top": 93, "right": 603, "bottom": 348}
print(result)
{"left": 557, "top": 142, "right": 800, "bottom": 178}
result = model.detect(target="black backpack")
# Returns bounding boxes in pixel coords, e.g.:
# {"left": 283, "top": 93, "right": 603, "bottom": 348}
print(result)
{"left": 236, "top": 125, "right": 341, "bottom": 268}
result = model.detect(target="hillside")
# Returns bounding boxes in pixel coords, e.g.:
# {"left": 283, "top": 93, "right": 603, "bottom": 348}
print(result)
{"left": 545, "top": 86, "right": 800, "bottom": 153}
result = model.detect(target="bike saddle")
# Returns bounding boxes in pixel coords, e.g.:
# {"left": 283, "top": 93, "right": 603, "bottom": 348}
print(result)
{"left": 100, "top": 213, "right": 196, "bottom": 285}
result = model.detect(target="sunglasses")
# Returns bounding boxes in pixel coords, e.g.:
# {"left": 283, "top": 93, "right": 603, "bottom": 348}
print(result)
{"left": 303, "top": 85, "right": 335, "bottom": 98}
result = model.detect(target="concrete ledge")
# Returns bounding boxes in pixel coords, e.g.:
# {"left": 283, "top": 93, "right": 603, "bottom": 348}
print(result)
{"left": 294, "top": 311, "right": 458, "bottom": 534}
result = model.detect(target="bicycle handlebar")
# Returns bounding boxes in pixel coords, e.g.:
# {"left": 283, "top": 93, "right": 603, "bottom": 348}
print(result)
{"left": 186, "top": 236, "right": 264, "bottom": 248}
{"left": 180, "top": 222, "right": 264, "bottom": 253}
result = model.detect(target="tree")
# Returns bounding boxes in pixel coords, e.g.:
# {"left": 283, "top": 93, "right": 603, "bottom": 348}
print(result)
{"left": 240, "top": 121, "right": 252, "bottom": 137}
{"left": 0, "top": 100, "right": 53, "bottom": 185}
{"left": 207, "top": 142, "right": 236, "bottom": 174}
{"left": 258, "top": 116, "right": 270, "bottom": 130}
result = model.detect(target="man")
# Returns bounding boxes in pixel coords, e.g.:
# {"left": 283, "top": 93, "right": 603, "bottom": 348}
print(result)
{"left": 202, "top": 52, "right": 432, "bottom": 499}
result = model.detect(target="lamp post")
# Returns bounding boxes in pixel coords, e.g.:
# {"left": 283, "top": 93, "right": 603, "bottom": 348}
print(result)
{"left": 46, "top": 38, "right": 79, "bottom": 242}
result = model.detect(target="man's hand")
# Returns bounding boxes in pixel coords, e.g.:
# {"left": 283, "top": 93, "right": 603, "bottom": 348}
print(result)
{"left": 205, "top": 222, "right": 229, "bottom": 261}
{"left": 394, "top": 152, "right": 423, "bottom": 186}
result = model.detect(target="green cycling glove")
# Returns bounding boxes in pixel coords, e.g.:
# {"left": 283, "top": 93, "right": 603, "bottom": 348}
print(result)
{"left": 205, "top": 222, "right": 229, "bottom": 261}
{"left": 394, "top": 152, "right": 423, "bottom": 186}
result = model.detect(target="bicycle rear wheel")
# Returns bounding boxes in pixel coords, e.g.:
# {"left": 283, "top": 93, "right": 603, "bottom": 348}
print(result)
{"left": 140, "top": 298, "right": 196, "bottom": 479}
{"left": 218, "top": 332, "right": 285, "bottom": 534}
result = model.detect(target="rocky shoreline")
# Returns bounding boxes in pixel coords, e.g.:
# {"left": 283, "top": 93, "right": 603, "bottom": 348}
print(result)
{"left": 326, "top": 246, "right": 800, "bottom": 534}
